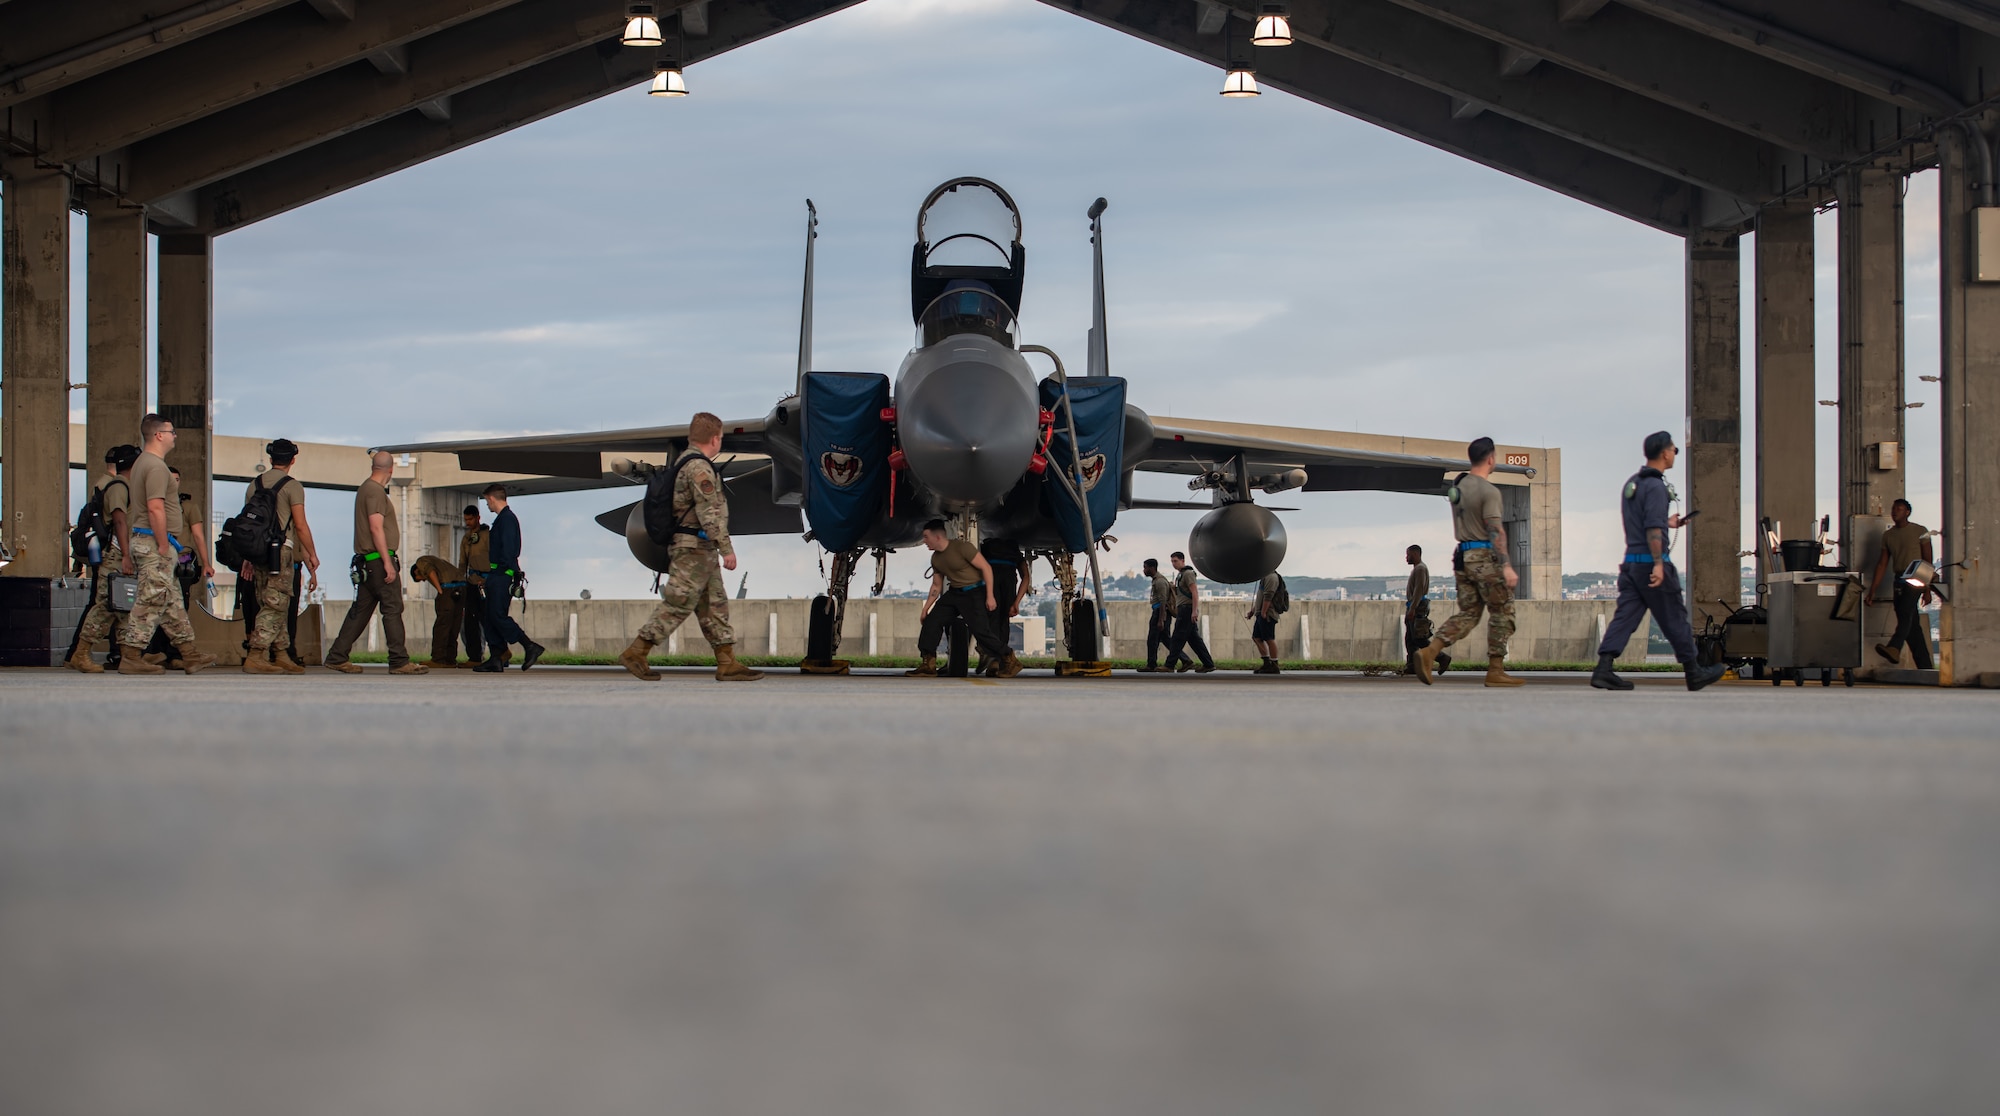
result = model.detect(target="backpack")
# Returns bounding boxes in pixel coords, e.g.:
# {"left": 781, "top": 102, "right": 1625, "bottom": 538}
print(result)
{"left": 69, "top": 479, "right": 126, "bottom": 568}
{"left": 216, "top": 474, "right": 294, "bottom": 572}
{"left": 1268, "top": 573, "right": 1291, "bottom": 615}
{"left": 642, "top": 452, "right": 713, "bottom": 546}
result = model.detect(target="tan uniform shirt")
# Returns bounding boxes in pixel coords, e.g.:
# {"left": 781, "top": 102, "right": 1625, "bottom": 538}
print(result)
{"left": 669, "top": 450, "right": 733, "bottom": 557}
{"left": 1452, "top": 473, "right": 1502, "bottom": 543}
{"left": 459, "top": 525, "right": 489, "bottom": 582}
{"left": 128, "top": 452, "right": 185, "bottom": 539}
{"left": 1882, "top": 522, "right": 1929, "bottom": 580}
{"left": 247, "top": 469, "right": 306, "bottom": 554}
{"left": 1176, "top": 567, "right": 1199, "bottom": 609}
{"left": 1149, "top": 572, "right": 1172, "bottom": 609}
{"left": 932, "top": 539, "right": 982, "bottom": 588}
{"left": 409, "top": 555, "right": 464, "bottom": 587}
{"left": 352, "top": 478, "right": 399, "bottom": 555}
{"left": 1406, "top": 562, "right": 1430, "bottom": 603}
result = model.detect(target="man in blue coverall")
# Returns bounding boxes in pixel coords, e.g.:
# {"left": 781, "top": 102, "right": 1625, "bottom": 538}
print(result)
{"left": 1591, "top": 431, "right": 1727, "bottom": 692}
{"left": 473, "top": 484, "right": 546, "bottom": 672}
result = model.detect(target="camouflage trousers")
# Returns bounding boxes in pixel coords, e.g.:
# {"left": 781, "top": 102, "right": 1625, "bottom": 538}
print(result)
{"left": 124, "top": 533, "right": 195, "bottom": 649}
{"left": 73, "top": 545, "right": 126, "bottom": 650}
{"left": 247, "top": 563, "right": 295, "bottom": 651}
{"left": 1437, "top": 547, "right": 1514, "bottom": 658}
{"left": 638, "top": 546, "right": 733, "bottom": 648}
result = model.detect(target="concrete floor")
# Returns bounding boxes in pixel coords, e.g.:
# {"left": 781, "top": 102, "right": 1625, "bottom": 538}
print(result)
{"left": 2, "top": 667, "right": 1996, "bottom": 1116}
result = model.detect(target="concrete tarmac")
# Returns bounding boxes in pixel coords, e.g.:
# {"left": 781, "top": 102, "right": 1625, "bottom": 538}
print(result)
{"left": 3, "top": 667, "right": 1996, "bottom": 1116}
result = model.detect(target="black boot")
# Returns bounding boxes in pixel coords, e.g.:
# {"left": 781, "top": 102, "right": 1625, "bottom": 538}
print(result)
{"left": 1590, "top": 653, "right": 1633, "bottom": 691}
{"left": 520, "top": 640, "right": 546, "bottom": 671}
{"left": 1684, "top": 661, "right": 1727, "bottom": 692}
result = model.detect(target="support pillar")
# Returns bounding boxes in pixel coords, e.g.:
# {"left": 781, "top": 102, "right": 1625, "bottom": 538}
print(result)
{"left": 1835, "top": 168, "right": 1905, "bottom": 561}
{"left": 1685, "top": 228, "right": 1743, "bottom": 624}
{"left": 1754, "top": 200, "right": 1816, "bottom": 580}
{"left": 1, "top": 161, "right": 72, "bottom": 577}
{"left": 1936, "top": 128, "right": 2000, "bottom": 685}
{"left": 157, "top": 234, "right": 213, "bottom": 536}
{"left": 86, "top": 206, "right": 149, "bottom": 469}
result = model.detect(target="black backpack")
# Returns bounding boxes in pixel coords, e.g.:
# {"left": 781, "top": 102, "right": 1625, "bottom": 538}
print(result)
{"left": 216, "top": 474, "right": 294, "bottom": 572}
{"left": 69, "top": 479, "right": 127, "bottom": 567}
{"left": 642, "top": 453, "right": 711, "bottom": 546}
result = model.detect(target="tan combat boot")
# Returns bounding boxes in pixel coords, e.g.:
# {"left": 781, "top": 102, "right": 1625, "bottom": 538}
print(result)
{"left": 274, "top": 649, "right": 306, "bottom": 675}
{"left": 620, "top": 637, "right": 660, "bottom": 681}
{"left": 994, "top": 649, "right": 1024, "bottom": 678}
{"left": 714, "top": 644, "right": 765, "bottom": 681}
{"left": 242, "top": 653, "right": 286, "bottom": 675}
{"left": 1415, "top": 637, "right": 1447, "bottom": 685}
{"left": 65, "top": 646, "right": 104, "bottom": 673}
{"left": 117, "top": 646, "right": 164, "bottom": 674}
{"left": 906, "top": 655, "right": 939, "bottom": 677}
{"left": 1484, "top": 655, "right": 1525, "bottom": 688}
{"left": 175, "top": 643, "right": 212, "bottom": 674}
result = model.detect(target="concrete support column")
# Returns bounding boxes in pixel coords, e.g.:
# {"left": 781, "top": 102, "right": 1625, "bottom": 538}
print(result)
{"left": 1936, "top": 129, "right": 2000, "bottom": 685}
{"left": 86, "top": 206, "right": 150, "bottom": 468}
{"left": 1835, "top": 168, "right": 1906, "bottom": 559}
{"left": 1, "top": 161, "right": 72, "bottom": 577}
{"left": 1754, "top": 200, "right": 1816, "bottom": 576}
{"left": 1685, "top": 228, "right": 1743, "bottom": 624}
{"left": 157, "top": 234, "right": 213, "bottom": 533}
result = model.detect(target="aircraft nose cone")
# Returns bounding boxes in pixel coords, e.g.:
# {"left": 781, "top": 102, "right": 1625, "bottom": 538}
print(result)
{"left": 898, "top": 362, "right": 1038, "bottom": 504}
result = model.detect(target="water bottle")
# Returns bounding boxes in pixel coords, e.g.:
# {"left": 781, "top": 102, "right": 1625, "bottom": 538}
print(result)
{"left": 86, "top": 535, "right": 101, "bottom": 566}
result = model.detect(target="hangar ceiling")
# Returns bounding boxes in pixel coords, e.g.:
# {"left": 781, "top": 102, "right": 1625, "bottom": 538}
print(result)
{"left": 1, "top": 0, "right": 1997, "bottom": 237}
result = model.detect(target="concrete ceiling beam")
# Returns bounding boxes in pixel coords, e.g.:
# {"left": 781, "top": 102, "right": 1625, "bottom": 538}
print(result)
{"left": 1218, "top": 0, "right": 1783, "bottom": 203}
{"left": 1386, "top": 0, "right": 1883, "bottom": 163}
{"left": 1901, "top": 0, "right": 2000, "bottom": 41}
{"left": 27, "top": 0, "right": 526, "bottom": 164}
{"left": 1556, "top": 0, "right": 1610, "bottom": 21}
{"left": 123, "top": 0, "right": 626, "bottom": 202}
{"left": 1618, "top": 0, "right": 1966, "bottom": 111}
{"left": 0, "top": 0, "right": 291, "bottom": 107}
{"left": 1041, "top": 0, "right": 1696, "bottom": 234}
{"left": 183, "top": 0, "right": 862, "bottom": 236}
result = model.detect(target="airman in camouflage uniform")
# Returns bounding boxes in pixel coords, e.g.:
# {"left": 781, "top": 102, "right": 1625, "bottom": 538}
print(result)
{"left": 118, "top": 414, "right": 214, "bottom": 675}
{"left": 65, "top": 444, "right": 141, "bottom": 673}
{"left": 1418, "top": 436, "right": 1522, "bottom": 688}
{"left": 619, "top": 412, "right": 764, "bottom": 682}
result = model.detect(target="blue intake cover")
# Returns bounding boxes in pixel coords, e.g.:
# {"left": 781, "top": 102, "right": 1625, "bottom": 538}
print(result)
{"left": 801, "top": 371, "right": 892, "bottom": 553}
{"left": 1038, "top": 376, "right": 1126, "bottom": 553}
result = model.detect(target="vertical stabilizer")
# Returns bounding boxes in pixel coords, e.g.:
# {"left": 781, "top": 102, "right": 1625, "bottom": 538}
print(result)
{"left": 1086, "top": 197, "right": 1109, "bottom": 377}
{"left": 796, "top": 199, "right": 818, "bottom": 395}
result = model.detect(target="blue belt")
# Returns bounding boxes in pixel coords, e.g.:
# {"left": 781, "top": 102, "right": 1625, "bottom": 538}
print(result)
{"left": 131, "top": 528, "right": 181, "bottom": 550}
{"left": 1625, "top": 553, "right": 1669, "bottom": 564}
{"left": 442, "top": 580, "right": 466, "bottom": 589}
{"left": 1457, "top": 540, "right": 1492, "bottom": 551}
{"left": 952, "top": 581, "right": 986, "bottom": 591}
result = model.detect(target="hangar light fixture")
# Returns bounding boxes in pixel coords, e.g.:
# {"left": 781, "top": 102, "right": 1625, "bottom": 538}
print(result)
{"left": 1221, "top": 67, "right": 1260, "bottom": 97}
{"left": 650, "top": 58, "right": 688, "bottom": 96}
{"left": 1251, "top": 6, "right": 1293, "bottom": 47}
{"left": 622, "top": 3, "right": 665, "bottom": 47}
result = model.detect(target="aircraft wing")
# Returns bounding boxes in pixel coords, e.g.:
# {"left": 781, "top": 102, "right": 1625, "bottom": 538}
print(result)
{"left": 1134, "top": 420, "right": 1533, "bottom": 495}
{"left": 376, "top": 416, "right": 774, "bottom": 484}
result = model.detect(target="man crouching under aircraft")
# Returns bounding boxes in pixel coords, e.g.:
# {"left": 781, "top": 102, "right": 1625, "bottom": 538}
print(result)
{"left": 619, "top": 412, "right": 764, "bottom": 683}
{"left": 908, "top": 519, "right": 1022, "bottom": 678}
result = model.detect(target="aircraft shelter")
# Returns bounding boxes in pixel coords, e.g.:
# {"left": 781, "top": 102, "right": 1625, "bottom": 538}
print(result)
{"left": 1, "top": 0, "right": 1998, "bottom": 681}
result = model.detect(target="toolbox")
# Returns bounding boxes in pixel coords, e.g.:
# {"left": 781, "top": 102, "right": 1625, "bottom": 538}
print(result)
{"left": 1765, "top": 570, "right": 1860, "bottom": 686}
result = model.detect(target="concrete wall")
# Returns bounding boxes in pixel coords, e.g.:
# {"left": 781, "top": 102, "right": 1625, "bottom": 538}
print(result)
{"left": 322, "top": 596, "right": 1628, "bottom": 664}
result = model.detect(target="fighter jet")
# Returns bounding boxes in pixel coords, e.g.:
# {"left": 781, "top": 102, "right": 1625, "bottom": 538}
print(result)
{"left": 382, "top": 178, "right": 1527, "bottom": 663}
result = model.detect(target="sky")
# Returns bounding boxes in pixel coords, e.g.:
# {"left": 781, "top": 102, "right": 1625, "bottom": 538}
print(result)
{"left": 33, "top": 0, "right": 1947, "bottom": 599}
